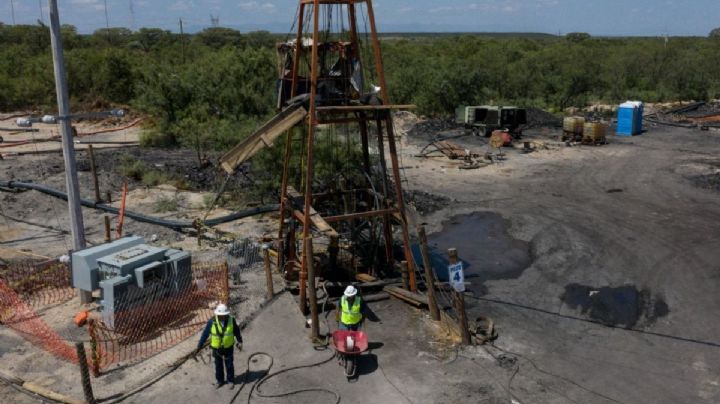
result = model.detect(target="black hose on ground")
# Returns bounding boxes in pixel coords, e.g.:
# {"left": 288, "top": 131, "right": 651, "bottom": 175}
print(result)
{"left": 228, "top": 352, "right": 339, "bottom": 404}
{"left": 0, "top": 180, "right": 278, "bottom": 230}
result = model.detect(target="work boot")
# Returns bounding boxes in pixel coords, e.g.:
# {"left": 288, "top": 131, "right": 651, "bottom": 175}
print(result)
{"left": 213, "top": 381, "right": 225, "bottom": 389}
{"left": 229, "top": 382, "right": 235, "bottom": 390}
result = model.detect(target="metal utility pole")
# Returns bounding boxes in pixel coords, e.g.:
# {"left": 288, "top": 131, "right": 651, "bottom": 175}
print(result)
{"left": 179, "top": 18, "right": 186, "bottom": 63}
{"left": 48, "top": 0, "right": 90, "bottom": 302}
{"left": 129, "top": 0, "right": 135, "bottom": 31}
{"left": 10, "top": 0, "right": 16, "bottom": 25}
{"left": 103, "top": 0, "right": 110, "bottom": 29}
{"left": 39, "top": 0, "right": 45, "bottom": 24}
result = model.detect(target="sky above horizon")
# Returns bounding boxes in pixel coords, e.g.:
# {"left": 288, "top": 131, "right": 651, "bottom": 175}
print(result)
{"left": 2, "top": 0, "right": 719, "bottom": 36}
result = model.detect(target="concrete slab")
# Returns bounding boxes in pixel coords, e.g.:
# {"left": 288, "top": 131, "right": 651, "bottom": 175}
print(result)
{"left": 128, "top": 292, "right": 515, "bottom": 403}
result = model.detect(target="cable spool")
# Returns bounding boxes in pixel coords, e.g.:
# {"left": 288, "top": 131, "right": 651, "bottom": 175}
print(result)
{"left": 489, "top": 131, "right": 506, "bottom": 149}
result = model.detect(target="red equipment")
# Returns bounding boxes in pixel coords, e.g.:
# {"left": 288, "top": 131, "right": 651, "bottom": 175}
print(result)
{"left": 332, "top": 330, "right": 368, "bottom": 378}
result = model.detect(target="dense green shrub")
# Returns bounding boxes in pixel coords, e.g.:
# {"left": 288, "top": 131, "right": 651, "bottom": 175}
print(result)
{"left": 2, "top": 23, "right": 719, "bottom": 132}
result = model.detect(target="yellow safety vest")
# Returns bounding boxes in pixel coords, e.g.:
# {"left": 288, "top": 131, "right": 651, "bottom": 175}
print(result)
{"left": 340, "top": 296, "right": 362, "bottom": 325}
{"left": 210, "top": 316, "right": 234, "bottom": 349}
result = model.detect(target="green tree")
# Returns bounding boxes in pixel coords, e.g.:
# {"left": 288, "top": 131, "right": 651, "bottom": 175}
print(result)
{"left": 195, "top": 27, "right": 243, "bottom": 49}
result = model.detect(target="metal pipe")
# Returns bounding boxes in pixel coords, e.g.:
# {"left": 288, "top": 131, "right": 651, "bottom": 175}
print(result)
{"left": 0, "top": 180, "right": 278, "bottom": 230}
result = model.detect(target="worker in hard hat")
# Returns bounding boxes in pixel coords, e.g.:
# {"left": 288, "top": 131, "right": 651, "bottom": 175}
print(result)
{"left": 336, "top": 285, "right": 367, "bottom": 331}
{"left": 196, "top": 303, "right": 243, "bottom": 388}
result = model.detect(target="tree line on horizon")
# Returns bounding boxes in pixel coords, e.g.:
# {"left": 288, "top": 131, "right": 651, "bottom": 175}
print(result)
{"left": 1, "top": 23, "right": 719, "bottom": 152}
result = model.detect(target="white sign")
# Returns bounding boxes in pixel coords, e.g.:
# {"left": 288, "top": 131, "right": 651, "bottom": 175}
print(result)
{"left": 448, "top": 262, "right": 465, "bottom": 292}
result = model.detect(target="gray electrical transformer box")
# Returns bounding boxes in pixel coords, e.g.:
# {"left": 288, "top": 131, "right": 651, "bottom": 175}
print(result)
{"left": 97, "top": 245, "right": 167, "bottom": 279}
{"left": 71, "top": 236, "right": 144, "bottom": 292}
{"left": 72, "top": 238, "right": 194, "bottom": 331}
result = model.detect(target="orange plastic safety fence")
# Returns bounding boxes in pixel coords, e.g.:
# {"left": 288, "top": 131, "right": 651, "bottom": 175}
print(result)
{"left": 0, "top": 279, "right": 78, "bottom": 363}
{"left": 90, "top": 262, "right": 228, "bottom": 371}
{"left": 0, "top": 260, "right": 74, "bottom": 307}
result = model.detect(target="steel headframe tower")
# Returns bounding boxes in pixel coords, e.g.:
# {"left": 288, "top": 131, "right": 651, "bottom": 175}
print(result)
{"left": 277, "top": 0, "right": 416, "bottom": 314}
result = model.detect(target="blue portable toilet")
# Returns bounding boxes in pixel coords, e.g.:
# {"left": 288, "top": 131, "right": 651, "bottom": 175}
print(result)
{"left": 616, "top": 101, "right": 643, "bottom": 136}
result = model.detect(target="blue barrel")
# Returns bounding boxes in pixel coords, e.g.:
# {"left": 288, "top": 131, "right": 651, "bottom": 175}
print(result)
{"left": 616, "top": 101, "right": 643, "bottom": 136}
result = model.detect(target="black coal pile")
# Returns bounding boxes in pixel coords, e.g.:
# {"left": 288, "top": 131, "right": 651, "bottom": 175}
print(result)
{"left": 525, "top": 107, "right": 562, "bottom": 128}
{"left": 406, "top": 119, "right": 463, "bottom": 143}
{"left": 405, "top": 190, "right": 452, "bottom": 216}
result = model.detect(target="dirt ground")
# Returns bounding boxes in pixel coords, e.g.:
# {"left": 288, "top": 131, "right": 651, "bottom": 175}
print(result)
{"left": 1, "top": 112, "right": 720, "bottom": 403}
{"left": 394, "top": 115, "right": 720, "bottom": 403}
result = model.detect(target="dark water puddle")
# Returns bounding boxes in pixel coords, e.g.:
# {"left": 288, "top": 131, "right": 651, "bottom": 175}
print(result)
{"left": 412, "top": 212, "right": 532, "bottom": 284}
{"left": 561, "top": 283, "right": 669, "bottom": 328}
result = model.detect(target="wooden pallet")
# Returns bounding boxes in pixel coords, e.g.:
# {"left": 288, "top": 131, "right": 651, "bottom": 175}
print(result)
{"left": 385, "top": 286, "right": 428, "bottom": 307}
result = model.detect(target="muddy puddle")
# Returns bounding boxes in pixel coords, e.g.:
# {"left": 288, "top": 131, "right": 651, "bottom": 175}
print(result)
{"left": 561, "top": 283, "right": 669, "bottom": 328}
{"left": 413, "top": 212, "right": 532, "bottom": 286}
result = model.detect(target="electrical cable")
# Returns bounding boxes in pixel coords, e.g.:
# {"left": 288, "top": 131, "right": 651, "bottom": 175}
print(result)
{"left": 484, "top": 343, "right": 626, "bottom": 404}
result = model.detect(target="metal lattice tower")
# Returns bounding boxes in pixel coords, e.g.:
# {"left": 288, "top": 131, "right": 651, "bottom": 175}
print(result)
{"left": 276, "top": 0, "right": 416, "bottom": 314}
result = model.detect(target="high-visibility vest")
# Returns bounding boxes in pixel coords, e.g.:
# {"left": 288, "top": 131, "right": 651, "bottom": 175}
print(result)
{"left": 210, "top": 316, "right": 235, "bottom": 349}
{"left": 340, "top": 296, "right": 362, "bottom": 325}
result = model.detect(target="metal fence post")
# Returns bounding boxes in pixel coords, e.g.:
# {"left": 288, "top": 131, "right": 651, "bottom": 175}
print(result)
{"left": 75, "top": 342, "right": 96, "bottom": 403}
{"left": 305, "top": 238, "right": 320, "bottom": 341}
{"left": 88, "top": 145, "right": 101, "bottom": 204}
{"left": 418, "top": 226, "right": 440, "bottom": 321}
{"left": 400, "top": 261, "right": 410, "bottom": 290}
{"left": 222, "top": 262, "right": 230, "bottom": 305}
{"left": 263, "top": 244, "right": 274, "bottom": 300}
{"left": 87, "top": 319, "right": 100, "bottom": 376}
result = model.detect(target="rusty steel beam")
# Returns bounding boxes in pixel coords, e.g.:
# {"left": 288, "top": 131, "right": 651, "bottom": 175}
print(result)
{"left": 315, "top": 104, "right": 416, "bottom": 112}
{"left": 385, "top": 114, "right": 417, "bottom": 291}
{"left": 323, "top": 208, "right": 396, "bottom": 223}
{"left": 299, "top": 0, "right": 322, "bottom": 315}
{"left": 277, "top": 1, "right": 306, "bottom": 268}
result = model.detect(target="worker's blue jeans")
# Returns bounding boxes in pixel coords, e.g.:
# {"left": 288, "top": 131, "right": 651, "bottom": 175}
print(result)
{"left": 339, "top": 322, "right": 360, "bottom": 331}
{"left": 213, "top": 348, "right": 234, "bottom": 384}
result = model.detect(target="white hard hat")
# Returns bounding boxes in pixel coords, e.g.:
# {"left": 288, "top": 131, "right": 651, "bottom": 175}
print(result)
{"left": 344, "top": 285, "right": 357, "bottom": 297}
{"left": 214, "top": 304, "right": 230, "bottom": 316}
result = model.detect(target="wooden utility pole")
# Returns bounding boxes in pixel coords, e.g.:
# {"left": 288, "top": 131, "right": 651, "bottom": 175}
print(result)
{"left": 305, "top": 238, "right": 320, "bottom": 340}
{"left": 418, "top": 226, "right": 440, "bottom": 321}
{"left": 448, "top": 248, "right": 471, "bottom": 345}
{"left": 49, "top": 0, "right": 90, "bottom": 303}
{"left": 103, "top": 216, "right": 111, "bottom": 243}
